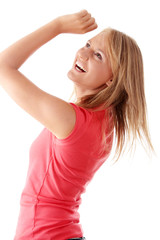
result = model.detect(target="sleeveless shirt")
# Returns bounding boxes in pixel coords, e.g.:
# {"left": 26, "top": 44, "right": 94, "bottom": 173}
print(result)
{"left": 14, "top": 102, "right": 113, "bottom": 240}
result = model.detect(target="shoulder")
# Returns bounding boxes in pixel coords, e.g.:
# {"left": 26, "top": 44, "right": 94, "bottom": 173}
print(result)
{"left": 54, "top": 102, "right": 93, "bottom": 141}
{"left": 52, "top": 101, "right": 77, "bottom": 140}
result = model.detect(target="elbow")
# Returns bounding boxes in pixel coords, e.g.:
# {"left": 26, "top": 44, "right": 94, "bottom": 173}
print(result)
{"left": 0, "top": 52, "right": 17, "bottom": 70}
{"left": 0, "top": 54, "right": 14, "bottom": 82}
{"left": 0, "top": 53, "right": 8, "bottom": 69}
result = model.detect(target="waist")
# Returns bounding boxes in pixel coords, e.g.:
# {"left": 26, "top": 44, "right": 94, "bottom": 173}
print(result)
{"left": 14, "top": 193, "right": 82, "bottom": 239}
{"left": 20, "top": 192, "right": 81, "bottom": 220}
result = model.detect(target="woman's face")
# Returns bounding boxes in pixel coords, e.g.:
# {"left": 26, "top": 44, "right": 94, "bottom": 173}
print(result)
{"left": 67, "top": 31, "right": 113, "bottom": 98}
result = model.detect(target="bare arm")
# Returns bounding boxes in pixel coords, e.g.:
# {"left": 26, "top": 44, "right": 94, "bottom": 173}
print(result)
{"left": 0, "top": 10, "right": 97, "bottom": 69}
{"left": 0, "top": 10, "right": 97, "bottom": 138}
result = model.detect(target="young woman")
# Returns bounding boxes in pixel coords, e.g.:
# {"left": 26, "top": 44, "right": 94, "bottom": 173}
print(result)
{"left": 0, "top": 9, "right": 153, "bottom": 240}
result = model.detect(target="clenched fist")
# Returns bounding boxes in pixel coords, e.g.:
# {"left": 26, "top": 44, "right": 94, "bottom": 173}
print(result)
{"left": 57, "top": 10, "right": 98, "bottom": 34}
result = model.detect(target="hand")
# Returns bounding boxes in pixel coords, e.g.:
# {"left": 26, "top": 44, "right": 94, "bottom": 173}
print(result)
{"left": 57, "top": 10, "right": 98, "bottom": 34}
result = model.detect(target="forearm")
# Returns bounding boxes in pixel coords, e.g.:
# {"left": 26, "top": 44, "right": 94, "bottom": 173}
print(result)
{"left": 0, "top": 10, "right": 97, "bottom": 79}
{"left": 0, "top": 18, "right": 61, "bottom": 69}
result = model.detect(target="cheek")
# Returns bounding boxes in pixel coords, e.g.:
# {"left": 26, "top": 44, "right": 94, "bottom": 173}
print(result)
{"left": 86, "top": 69, "right": 108, "bottom": 89}
{"left": 90, "top": 64, "right": 108, "bottom": 81}
{"left": 99, "top": 64, "right": 112, "bottom": 80}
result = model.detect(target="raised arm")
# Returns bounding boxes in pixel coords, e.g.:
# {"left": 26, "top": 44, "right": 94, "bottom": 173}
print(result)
{"left": 0, "top": 10, "right": 97, "bottom": 139}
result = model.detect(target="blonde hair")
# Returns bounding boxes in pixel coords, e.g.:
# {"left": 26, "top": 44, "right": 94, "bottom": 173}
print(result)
{"left": 69, "top": 28, "right": 154, "bottom": 162}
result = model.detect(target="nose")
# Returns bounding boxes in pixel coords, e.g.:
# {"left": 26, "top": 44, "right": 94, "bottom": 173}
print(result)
{"left": 78, "top": 48, "right": 89, "bottom": 61}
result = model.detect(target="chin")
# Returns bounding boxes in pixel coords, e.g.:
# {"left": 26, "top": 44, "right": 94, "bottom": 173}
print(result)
{"left": 67, "top": 70, "right": 71, "bottom": 79}
{"left": 67, "top": 69, "right": 78, "bottom": 82}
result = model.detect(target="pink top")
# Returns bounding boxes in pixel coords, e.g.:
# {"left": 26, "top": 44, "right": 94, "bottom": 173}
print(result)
{"left": 14, "top": 102, "right": 113, "bottom": 240}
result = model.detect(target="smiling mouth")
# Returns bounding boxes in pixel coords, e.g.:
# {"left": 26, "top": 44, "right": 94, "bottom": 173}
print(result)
{"left": 75, "top": 62, "right": 87, "bottom": 73}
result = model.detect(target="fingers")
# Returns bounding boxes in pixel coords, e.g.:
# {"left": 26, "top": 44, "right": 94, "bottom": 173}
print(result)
{"left": 85, "top": 22, "right": 98, "bottom": 33}
{"left": 79, "top": 9, "right": 89, "bottom": 18}
{"left": 59, "top": 9, "right": 98, "bottom": 35}
{"left": 81, "top": 11, "right": 91, "bottom": 22}
{"left": 84, "top": 17, "right": 96, "bottom": 28}
{"left": 79, "top": 9, "right": 94, "bottom": 23}
{"left": 78, "top": 9, "right": 98, "bottom": 33}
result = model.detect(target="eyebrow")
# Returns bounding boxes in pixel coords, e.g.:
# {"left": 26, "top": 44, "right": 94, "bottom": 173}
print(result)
{"left": 88, "top": 40, "right": 106, "bottom": 57}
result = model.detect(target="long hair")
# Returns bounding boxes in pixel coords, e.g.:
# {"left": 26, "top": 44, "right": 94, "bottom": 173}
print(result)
{"left": 69, "top": 28, "right": 154, "bottom": 162}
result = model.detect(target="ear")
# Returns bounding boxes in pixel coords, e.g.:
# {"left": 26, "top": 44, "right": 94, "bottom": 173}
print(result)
{"left": 106, "top": 78, "right": 113, "bottom": 87}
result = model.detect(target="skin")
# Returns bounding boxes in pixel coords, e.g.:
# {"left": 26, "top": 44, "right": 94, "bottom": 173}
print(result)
{"left": 68, "top": 31, "right": 113, "bottom": 102}
{"left": 0, "top": 10, "right": 105, "bottom": 139}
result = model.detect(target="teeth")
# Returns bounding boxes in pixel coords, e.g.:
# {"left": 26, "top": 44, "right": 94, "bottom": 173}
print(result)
{"left": 76, "top": 61, "right": 87, "bottom": 72}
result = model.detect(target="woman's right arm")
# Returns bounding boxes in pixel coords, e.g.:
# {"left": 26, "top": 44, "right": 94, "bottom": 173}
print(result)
{"left": 0, "top": 10, "right": 97, "bottom": 139}
{"left": 0, "top": 10, "right": 97, "bottom": 70}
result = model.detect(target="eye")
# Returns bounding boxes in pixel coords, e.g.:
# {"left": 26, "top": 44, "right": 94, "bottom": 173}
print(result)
{"left": 85, "top": 42, "right": 90, "bottom": 48}
{"left": 95, "top": 52, "right": 102, "bottom": 60}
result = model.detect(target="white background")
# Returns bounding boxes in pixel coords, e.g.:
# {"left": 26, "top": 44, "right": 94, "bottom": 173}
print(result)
{"left": 0, "top": 0, "right": 160, "bottom": 239}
